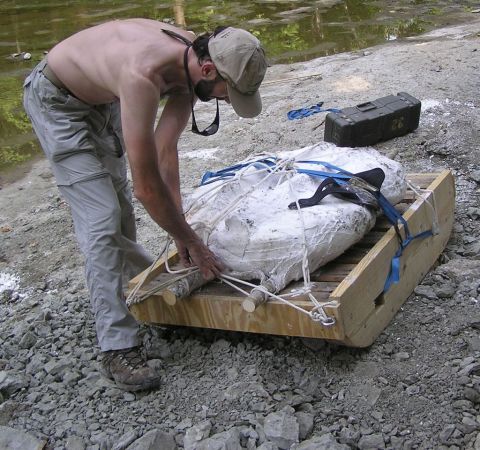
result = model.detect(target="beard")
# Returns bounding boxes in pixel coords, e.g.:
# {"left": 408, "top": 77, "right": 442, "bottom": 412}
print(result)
{"left": 194, "top": 79, "right": 217, "bottom": 102}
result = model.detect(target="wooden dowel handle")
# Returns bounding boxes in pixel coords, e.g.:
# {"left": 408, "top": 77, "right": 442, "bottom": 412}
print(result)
{"left": 163, "top": 272, "right": 206, "bottom": 306}
{"left": 242, "top": 289, "right": 267, "bottom": 313}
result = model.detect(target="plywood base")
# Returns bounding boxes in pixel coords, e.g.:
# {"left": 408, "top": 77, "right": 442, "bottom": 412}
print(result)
{"left": 128, "top": 171, "right": 455, "bottom": 347}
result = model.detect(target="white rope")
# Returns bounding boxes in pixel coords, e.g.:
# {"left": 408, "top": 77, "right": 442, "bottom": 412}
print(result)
{"left": 181, "top": 158, "right": 295, "bottom": 251}
{"left": 220, "top": 274, "right": 337, "bottom": 325}
{"left": 126, "top": 236, "right": 201, "bottom": 308}
{"left": 127, "top": 271, "right": 200, "bottom": 306}
{"left": 125, "top": 240, "right": 169, "bottom": 307}
{"left": 163, "top": 237, "right": 198, "bottom": 275}
{"left": 219, "top": 275, "right": 252, "bottom": 297}
{"left": 184, "top": 163, "right": 274, "bottom": 218}
{"left": 406, "top": 180, "right": 440, "bottom": 235}
{"left": 286, "top": 168, "right": 336, "bottom": 326}
{"left": 183, "top": 181, "right": 229, "bottom": 218}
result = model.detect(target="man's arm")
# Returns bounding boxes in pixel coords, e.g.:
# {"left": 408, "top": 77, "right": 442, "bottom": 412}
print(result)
{"left": 154, "top": 94, "right": 190, "bottom": 212}
{"left": 154, "top": 94, "right": 194, "bottom": 267}
{"left": 118, "top": 69, "right": 223, "bottom": 279}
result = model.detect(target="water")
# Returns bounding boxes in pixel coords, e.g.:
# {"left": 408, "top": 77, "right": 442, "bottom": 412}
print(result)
{"left": 0, "top": 0, "right": 477, "bottom": 180}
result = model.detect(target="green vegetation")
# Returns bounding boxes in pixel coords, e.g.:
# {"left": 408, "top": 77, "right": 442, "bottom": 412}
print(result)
{"left": 0, "top": 76, "right": 31, "bottom": 137}
{"left": 0, "top": 73, "right": 37, "bottom": 170}
{"left": 0, "top": 145, "right": 33, "bottom": 167}
{"left": 428, "top": 7, "right": 443, "bottom": 15}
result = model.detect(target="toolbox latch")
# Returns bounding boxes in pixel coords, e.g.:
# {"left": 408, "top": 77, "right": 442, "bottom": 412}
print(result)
{"left": 356, "top": 101, "right": 377, "bottom": 112}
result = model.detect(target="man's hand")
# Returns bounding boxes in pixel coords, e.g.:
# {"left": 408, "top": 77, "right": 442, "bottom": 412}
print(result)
{"left": 181, "top": 238, "right": 225, "bottom": 281}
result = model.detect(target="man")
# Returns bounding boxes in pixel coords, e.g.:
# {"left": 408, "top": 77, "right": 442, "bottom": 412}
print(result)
{"left": 23, "top": 19, "right": 267, "bottom": 392}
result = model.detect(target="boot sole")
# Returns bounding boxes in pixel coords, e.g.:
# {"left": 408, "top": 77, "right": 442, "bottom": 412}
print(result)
{"left": 99, "top": 367, "right": 161, "bottom": 392}
{"left": 114, "top": 377, "right": 162, "bottom": 392}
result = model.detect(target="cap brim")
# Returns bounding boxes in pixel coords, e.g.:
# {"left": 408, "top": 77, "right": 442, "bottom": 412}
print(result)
{"left": 227, "top": 84, "right": 262, "bottom": 118}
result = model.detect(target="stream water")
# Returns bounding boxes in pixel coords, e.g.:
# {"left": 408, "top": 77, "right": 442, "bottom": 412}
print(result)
{"left": 0, "top": 0, "right": 477, "bottom": 180}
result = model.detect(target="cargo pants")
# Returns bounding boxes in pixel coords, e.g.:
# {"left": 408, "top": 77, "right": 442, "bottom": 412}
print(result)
{"left": 23, "top": 60, "right": 153, "bottom": 351}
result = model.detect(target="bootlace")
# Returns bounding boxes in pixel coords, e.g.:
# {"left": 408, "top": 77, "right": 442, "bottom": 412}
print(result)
{"left": 108, "top": 347, "right": 145, "bottom": 370}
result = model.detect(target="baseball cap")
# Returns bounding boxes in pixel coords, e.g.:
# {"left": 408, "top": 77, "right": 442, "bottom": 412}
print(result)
{"left": 208, "top": 27, "right": 267, "bottom": 118}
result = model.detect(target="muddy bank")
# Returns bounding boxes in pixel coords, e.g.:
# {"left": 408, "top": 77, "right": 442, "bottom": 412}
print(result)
{"left": 0, "top": 19, "right": 479, "bottom": 450}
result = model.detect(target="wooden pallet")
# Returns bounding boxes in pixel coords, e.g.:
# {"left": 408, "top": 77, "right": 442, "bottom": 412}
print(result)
{"left": 128, "top": 171, "right": 455, "bottom": 347}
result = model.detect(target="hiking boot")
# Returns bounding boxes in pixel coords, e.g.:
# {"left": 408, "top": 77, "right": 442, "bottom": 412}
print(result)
{"left": 99, "top": 346, "right": 161, "bottom": 392}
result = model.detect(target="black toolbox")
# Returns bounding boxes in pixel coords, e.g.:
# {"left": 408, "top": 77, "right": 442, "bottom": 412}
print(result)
{"left": 324, "top": 92, "right": 421, "bottom": 147}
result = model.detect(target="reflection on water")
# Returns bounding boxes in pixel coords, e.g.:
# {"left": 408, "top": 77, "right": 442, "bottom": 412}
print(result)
{"left": 0, "top": 0, "right": 477, "bottom": 179}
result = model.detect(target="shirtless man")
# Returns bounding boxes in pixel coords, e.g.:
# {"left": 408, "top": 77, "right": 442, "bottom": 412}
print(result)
{"left": 23, "top": 19, "right": 267, "bottom": 391}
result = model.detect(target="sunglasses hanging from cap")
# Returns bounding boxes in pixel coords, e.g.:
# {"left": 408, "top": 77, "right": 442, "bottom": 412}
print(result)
{"left": 162, "top": 28, "right": 220, "bottom": 136}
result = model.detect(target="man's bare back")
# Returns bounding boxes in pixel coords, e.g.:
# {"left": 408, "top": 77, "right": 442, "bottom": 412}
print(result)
{"left": 47, "top": 19, "right": 195, "bottom": 105}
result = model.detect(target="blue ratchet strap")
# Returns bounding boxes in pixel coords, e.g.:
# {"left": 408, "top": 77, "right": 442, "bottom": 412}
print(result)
{"left": 287, "top": 102, "right": 342, "bottom": 120}
{"left": 296, "top": 168, "right": 350, "bottom": 180}
{"left": 200, "top": 157, "right": 278, "bottom": 185}
{"left": 296, "top": 160, "right": 434, "bottom": 292}
{"left": 378, "top": 192, "right": 433, "bottom": 291}
{"left": 295, "top": 160, "right": 353, "bottom": 181}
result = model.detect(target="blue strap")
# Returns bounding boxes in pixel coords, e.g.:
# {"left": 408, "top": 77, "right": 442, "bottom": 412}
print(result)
{"left": 201, "top": 159, "right": 353, "bottom": 185}
{"left": 297, "top": 160, "right": 353, "bottom": 175}
{"left": 200, "top": 157, "right": 277, "bottom": 185}
{"left": 383, "top": 229, "right": 433, "bottom": 291}
{"left": 287, "top": 103, "right": 342, "bottom": 120}
{"left": 295, "top": 160, "right": 353, "bottom": 180}
{"left": 296, "top": 168, "right": 351, "bottom": 180}
{"left": 284, "top": 161, "right": 434, "bottom": 292}
{"left": 384, "top": 250, "right": 402, "bottom": 291}
{"left": 378, "top": 193, "right": 410, "bottom": 234}
{"left": 379, "top": 189, "right": 433, "bottom": 291}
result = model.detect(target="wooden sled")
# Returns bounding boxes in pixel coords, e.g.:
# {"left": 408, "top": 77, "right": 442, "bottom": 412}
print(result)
{"left": 128, "top": 171, "right": 454, "bottom": 348}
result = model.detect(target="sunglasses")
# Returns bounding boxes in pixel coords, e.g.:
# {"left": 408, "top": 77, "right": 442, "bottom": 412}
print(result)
{"left": 190, "top": 99, "right": 219, "bottom": 136}
{"left": 183, "top": 47, "right": 220, "bottom": 136}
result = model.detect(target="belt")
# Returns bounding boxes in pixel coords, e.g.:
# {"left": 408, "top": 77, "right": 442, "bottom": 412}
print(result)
{"left": 42, "top": 62, "right": 68, "bottom": 91}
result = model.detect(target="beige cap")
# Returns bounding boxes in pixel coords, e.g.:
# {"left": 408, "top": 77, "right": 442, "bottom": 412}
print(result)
{"left": 208, "top": 27, "right": 267, "bottom": 118}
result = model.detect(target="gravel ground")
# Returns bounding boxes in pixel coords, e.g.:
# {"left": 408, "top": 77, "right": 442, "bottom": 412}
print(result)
{"left": 0, "top": 19, "right": 479, "bottom": 450}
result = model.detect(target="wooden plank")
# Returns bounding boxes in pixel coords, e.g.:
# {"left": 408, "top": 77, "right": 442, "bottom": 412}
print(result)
{"left": 129, "top": 291, "right": 345, "bottom": 341}
{"left": 336, "top": 171, "right": 453, "bottom": 336}
{"left": 127, "top": 171, "right": 454, "bottom": 347}
{"left": 310, "top": 263, "right": 356, "bottom": 282}
{"left": 355, "top": 231, "right": 385, "bottom": 248}
{"left": 373, "top": 202, "right": 410, "bottom": 230}
{"left": 405, "top": 173, "right": 439, "bottom": 187}
{"left": 281, "top": 280, "right": 339, "bottom": 294}
{"left": 335, "top": 247, "right": 370, "bottom": 264}
{"left": 128, "top": 249, "right": 179, "bottom": 289}
{"left": 335, "top": 170, "right": 455, "bottom": 346}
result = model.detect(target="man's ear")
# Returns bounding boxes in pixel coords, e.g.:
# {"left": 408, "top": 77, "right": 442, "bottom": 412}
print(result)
{"left": 200, "top": 61, "right": 218, "bottom": 81}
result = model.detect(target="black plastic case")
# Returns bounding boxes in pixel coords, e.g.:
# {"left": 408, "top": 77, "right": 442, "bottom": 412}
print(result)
{"left": 324, "top": 92, "right": 421, "bottom": 147}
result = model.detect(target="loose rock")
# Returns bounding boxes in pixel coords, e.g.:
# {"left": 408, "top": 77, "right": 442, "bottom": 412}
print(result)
{"left": 0, "top": 425, "right": 47, "bottom": 450}
{"left": 264, "top": 407, "right": 299, "bottom": 449}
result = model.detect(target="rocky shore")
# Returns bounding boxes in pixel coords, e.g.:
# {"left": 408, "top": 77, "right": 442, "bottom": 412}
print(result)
{"left": 1, "top": 20, "right": 479, "bottom": 450}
